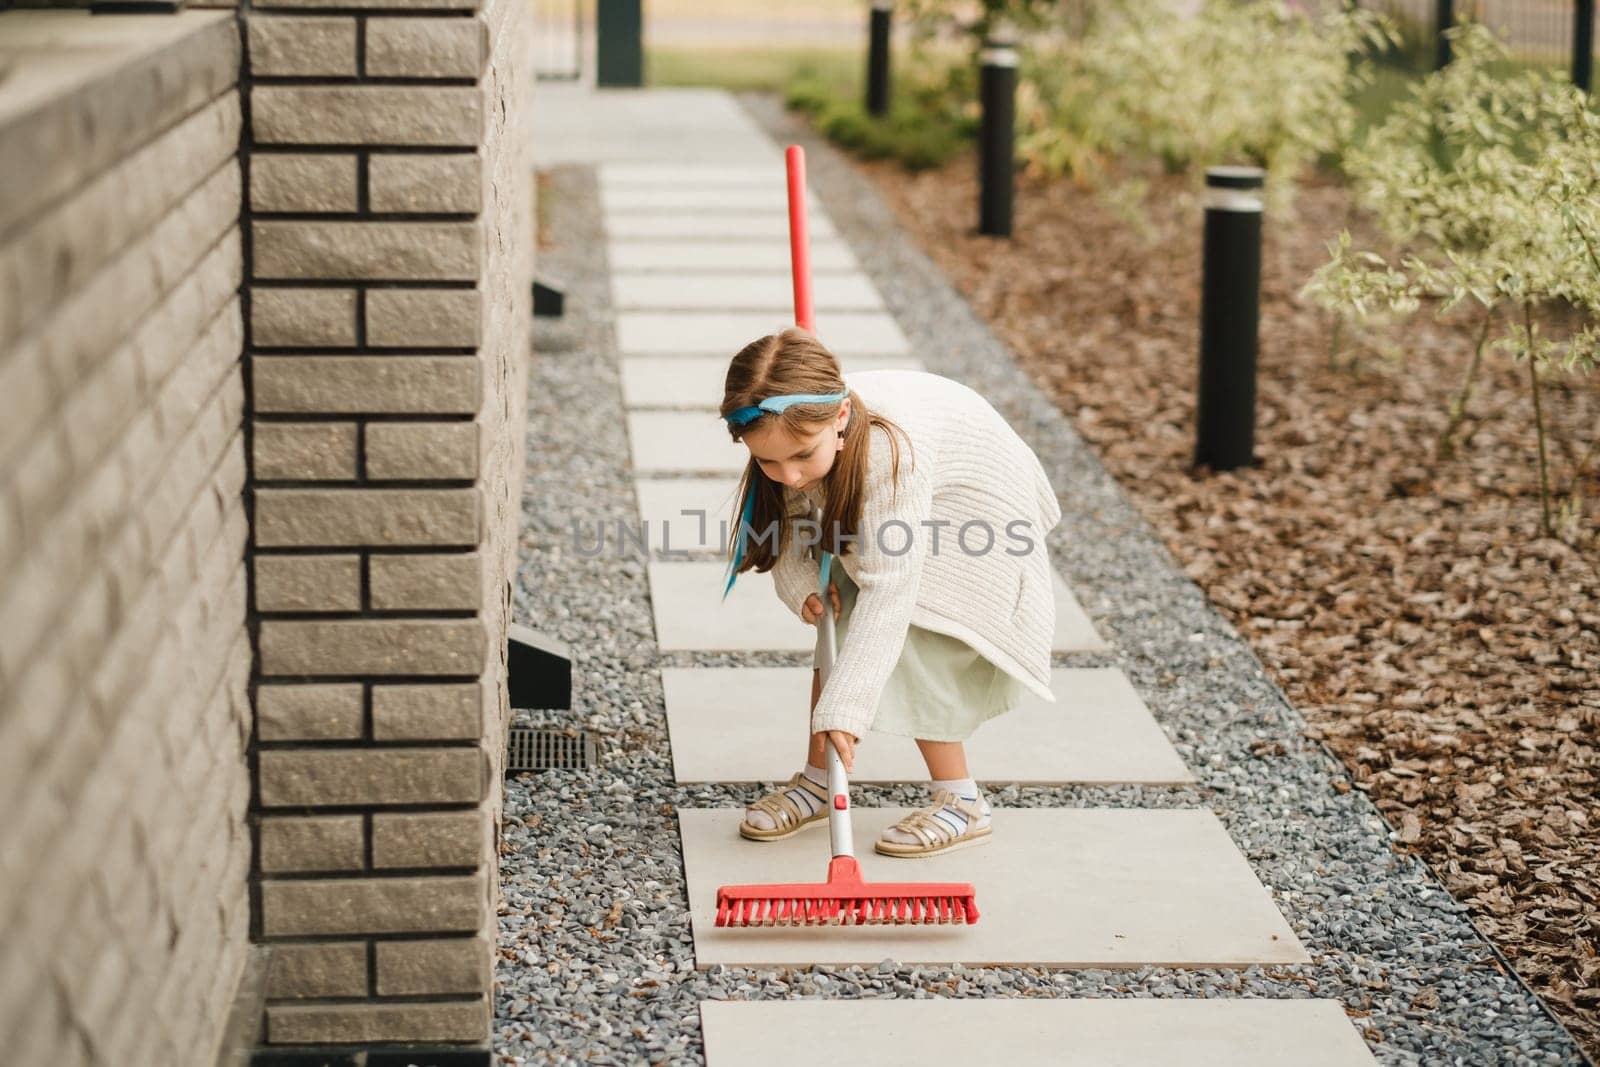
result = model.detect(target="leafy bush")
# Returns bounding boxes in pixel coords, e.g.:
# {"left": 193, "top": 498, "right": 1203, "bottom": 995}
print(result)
{"left": 789, "top": 1, "right": 1392, "bottom": 203}
{"left": 785, "top": 45, "right": 979, "bottom": 171}
{"left": 1301, "top": 21, "right": 1600, "bottom": 537}
{"left": 1015, "top": 1, "right": 1397, "bottom": 216}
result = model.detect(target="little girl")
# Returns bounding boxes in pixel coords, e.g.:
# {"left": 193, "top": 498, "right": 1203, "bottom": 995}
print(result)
{"left": 718, "top": 327, "right": 1062, "bottom": 858}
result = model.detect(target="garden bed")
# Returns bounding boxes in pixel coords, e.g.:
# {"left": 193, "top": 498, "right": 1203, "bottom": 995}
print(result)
{"left": 850, "top": 148, "right": 1600, "bottom": 1054}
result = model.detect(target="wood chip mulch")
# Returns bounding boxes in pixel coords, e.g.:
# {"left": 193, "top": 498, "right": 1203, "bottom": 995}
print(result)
{"left": 853, "top": 148, "right": 1600, "bottom": 1055}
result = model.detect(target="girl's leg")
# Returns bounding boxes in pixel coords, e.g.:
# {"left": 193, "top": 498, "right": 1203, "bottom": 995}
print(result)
{"left": 915, "top": 739, "right": 969, "bottom": 780}
{"left": 742, "top": 669, "right": 830, "bottom": 836}
{"left": 877, "top": 737, "right": 989, "bottom": 851}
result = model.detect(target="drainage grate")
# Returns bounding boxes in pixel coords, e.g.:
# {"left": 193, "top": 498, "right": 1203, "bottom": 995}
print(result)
{"left": 506, "top": 727, "right": 596, "bottom": 773}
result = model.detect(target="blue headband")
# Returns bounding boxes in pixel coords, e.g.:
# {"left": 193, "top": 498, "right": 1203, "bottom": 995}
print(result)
{"left": 724, "top": 387, "right": 850, "bottom": 429}
{"left": 721, "top": 387, "right": 849, "bottom": 600}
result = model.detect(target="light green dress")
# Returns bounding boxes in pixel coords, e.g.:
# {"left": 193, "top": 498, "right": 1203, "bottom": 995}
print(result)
{"left": 825, "top": 561, "right": 1030, "bottom": 742}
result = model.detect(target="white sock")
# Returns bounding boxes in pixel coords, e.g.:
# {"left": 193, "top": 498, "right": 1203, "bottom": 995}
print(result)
{"left": 744, "top": 763, "right": 828, "bottom": 831}
{"left": 882, "top": 777, "right": 990, "bottom": 844}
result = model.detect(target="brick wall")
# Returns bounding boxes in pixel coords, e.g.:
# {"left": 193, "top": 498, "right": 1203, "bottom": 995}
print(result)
{"left": 245, "top": 0, "right": 532, "bottom": 1047}
{"left": 0, "top": 11, "right": 250, "bottom": 1065}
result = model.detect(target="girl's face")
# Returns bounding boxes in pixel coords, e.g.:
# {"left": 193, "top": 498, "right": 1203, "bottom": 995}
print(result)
{"left": 742, "top": 400, "right": 850, "bottom": 492}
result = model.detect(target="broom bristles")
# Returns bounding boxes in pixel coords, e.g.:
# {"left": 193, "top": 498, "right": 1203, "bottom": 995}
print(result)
{"left": 715, "top": 892, "right": 976, "bottom": 927}
{"left": 714, "top": 856, "right": 980, "bottom": 928}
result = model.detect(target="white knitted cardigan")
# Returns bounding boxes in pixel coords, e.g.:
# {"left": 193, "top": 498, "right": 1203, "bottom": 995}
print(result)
{"left": 769, "top": 368, "right": 1063, "bottom": 738}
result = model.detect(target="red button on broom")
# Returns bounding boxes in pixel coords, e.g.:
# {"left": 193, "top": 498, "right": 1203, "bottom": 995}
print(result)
{"left": 713, "top": 145, "right": 980, "bottom": 930}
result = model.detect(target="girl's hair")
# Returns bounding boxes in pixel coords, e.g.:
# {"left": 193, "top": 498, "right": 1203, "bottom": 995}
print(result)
{"left": 720, "top": 327, "right": 915, "bottom": 578}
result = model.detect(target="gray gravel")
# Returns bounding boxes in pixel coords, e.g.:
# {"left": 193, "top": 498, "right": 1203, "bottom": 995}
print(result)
{"left": 493, "top": 94, "right": 1588, "bottom": 1066}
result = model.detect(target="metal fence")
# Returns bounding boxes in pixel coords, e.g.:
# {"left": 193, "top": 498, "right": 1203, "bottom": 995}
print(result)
{"left": 1353, "top": 0, "right": 1597, "bottom": 82}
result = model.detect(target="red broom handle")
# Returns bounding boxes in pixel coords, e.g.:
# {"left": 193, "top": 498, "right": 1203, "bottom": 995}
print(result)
{"left": 786, "top": 145, "right": 815, "bottom": 333}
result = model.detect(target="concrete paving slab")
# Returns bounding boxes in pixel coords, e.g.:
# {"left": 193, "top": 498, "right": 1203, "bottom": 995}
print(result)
{"left": 612, "top": 273, "right": 881, "bottom": 312}
{"left": 679, "top": 807, "right": 1309, "bottom": 968}
{"left": 609, "top": 241, "right": 862, "bottom": 273}
{"left": 629, "top": 411, "right": 748, "bottom": 474}
{"left": 622, "top": 355, "right": 922, "bottom": 409}
{"left": 619, "top": 311, "right": 910, "bottom": 356}
{"left": 635, "top": 476, "right": 743, "bottom": 554}
{"left": 532, "top": 86, "right": 780, "bottom": 166}
{"left": 602, "top": 187, "right": 821, "bottom": 214}
{"left": 604, "top": 212, "right": 840, "bottom": 241}
{"left": 649, "top": 559, "right": 816, "bottom": 652}
{"left": 599, "top": 163, "right": 791, "bottom": 187}
{"left": 699, "top": 999, "right": 1377, "bottom": 1066}
{"left": 663, "top": 666, "right": 1193, "bottom": 785}
{"left": 648, "top": 561, "right": 1106, "bottom": 653}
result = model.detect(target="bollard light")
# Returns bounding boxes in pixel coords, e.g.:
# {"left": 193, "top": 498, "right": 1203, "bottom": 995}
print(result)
{"left": 1435, "top": 0, "right": 1454, "bottom": 69}
{"left": 1194, "top": 165, "right": 1264, "bottom": 472}
{"left": 1574, "top": 0, "right": 1594, "bottom": 93}
{"left": 867, "top": 0, "right": 893, "bottom": 117}
{"left": 978, "top": 26, "right": 1018, "bottom": 237}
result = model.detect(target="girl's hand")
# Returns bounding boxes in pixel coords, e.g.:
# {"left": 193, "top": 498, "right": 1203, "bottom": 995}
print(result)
{"left": 801, "top": 581, "right": 841, "bottom": 626}
{"left": 816, "top": 729, "right": 857, "bottom": 772}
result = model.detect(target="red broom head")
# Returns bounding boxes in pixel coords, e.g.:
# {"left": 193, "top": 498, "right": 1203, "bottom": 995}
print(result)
{"left": 714, "top": 857, "right": 980, "bottom": 928}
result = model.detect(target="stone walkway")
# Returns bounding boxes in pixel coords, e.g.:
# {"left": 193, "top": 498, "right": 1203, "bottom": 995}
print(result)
{"left": 495, "top": 83, "right": 1586, "bottom": 1064}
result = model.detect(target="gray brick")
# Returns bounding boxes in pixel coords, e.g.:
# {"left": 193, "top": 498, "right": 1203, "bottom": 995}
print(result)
{"left": 252, "top": 86, "right": 482, "bottom": 146}
{"left": 248, "top": 16, "right": 357, "bottom": 77}
{"left": 12, "top": 423, "right": 72, "bottom": 546}
{"left": 0, "top": 16, "right": 239, "bottom": 238}
{"left": 251, "top": 288, "right": 358, "bottom": 347}
{"left": 375, "top": 936, "right": 489, "bottom": 994}
{"left": 252, "top": 356, "right": 480, "bottom": 414}
{"left": 367, "top": 551, "right": 480, "bottom": 612}
{"left": 258, "top": 0, "right": 475, "bottom": 8}
{"left": 266, "top": 999, "right": 487, "bottom": 1044}
{"left": 254, "top": 221, "right": 480, "bottom": 282}
{"left": 260, "top": 619, "right": 485, "bottom": 676}
{"left": 368, "top": 153, "right": 480, "bottom": 214}
{"left": 260, "top": 874, "right": 484, "bottom": 935}
{"left": 264, "top": 942, "right": 368, "bottom": 999}
{"left": 257, "top": 683, "right": 364, "bottom": 741}
{"left": 371, "top": 809, "right": 481, "bottom": 868}
{"left": 0, "top": 94, "right": 239, "bottom": 354}
{"left": 259, "top": 815, "right": 365, "bottom": 873}
{"left": 370, "top": 682, "right": 479, "bottom": 740}
{"left": 365, "top": 17, "right": 484, "bottom": 79}
{"left": 253, "top": 421, "right": 359, "bottom": 480}
{"left": 366, "top": 422, "right": 477, "bottom": 481}
{"left": 259, "top": 747, "right": 483, "bottom": 807}
{"left": 255, "top": 554, "right": 362, "bottom": 612}
{"left": 10, "top": 165, "right": 236, "bottom": 467}
{"left": 366, "top": 288, "right": 480, "bottom": 348}
{"left": 249, "top": 153, "right": 358, "bottom": 213}
{"left": 254, "top": 487, "right": 479, "bottom": 547}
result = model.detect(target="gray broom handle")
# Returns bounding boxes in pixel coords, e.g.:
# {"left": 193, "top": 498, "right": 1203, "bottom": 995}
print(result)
{"left": 812, "top": 506, "right": 853, "bottom": 860}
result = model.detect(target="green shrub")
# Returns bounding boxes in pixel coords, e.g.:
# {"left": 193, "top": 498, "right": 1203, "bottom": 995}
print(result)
{"left": 1016, "top": 1, "right": 1397, "bottom": 216}
{"left": 1301, "top": 21, "right": 1600, "bottom": 538}
{"left": 784, "top": 46, "right": 978, "bottom": 171}
{"left": 784, "top": 78, "right": 834, "bottom": 115}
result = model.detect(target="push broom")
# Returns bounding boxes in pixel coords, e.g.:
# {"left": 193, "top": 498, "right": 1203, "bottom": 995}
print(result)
{"left": 712, "top": 146, "right": 980, "bottom": 929}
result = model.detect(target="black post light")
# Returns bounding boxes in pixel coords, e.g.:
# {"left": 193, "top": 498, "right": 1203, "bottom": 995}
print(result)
{"left": 1435, "top": 0, "right": 1454, "bottom": 69}
{"left": 978, "top": 23, "right": 1018, "bottom": 237}
{"left": 1194, "top": 166, "right": 1265, "bottom": 472}
{"left": 1574, "top": 0, "right": 1594, "bottom": 93}
{"left": 90, "top": 0, "right": 182, "bottom": 12}
{"left": 867, "top": 0, "right": 892, "bottom": 117}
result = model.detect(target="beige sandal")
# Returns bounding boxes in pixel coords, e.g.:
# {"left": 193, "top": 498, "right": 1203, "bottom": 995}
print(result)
{"left": 873, "top": 790, "right": 992, "bottom": 858}
{"left": 738, "top": 772, "right": 831, "bottom": 842}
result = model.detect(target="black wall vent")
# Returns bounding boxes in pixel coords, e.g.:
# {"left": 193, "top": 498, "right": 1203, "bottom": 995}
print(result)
{"left": 506, "top": 727, "right": 595, "bottom": 773}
